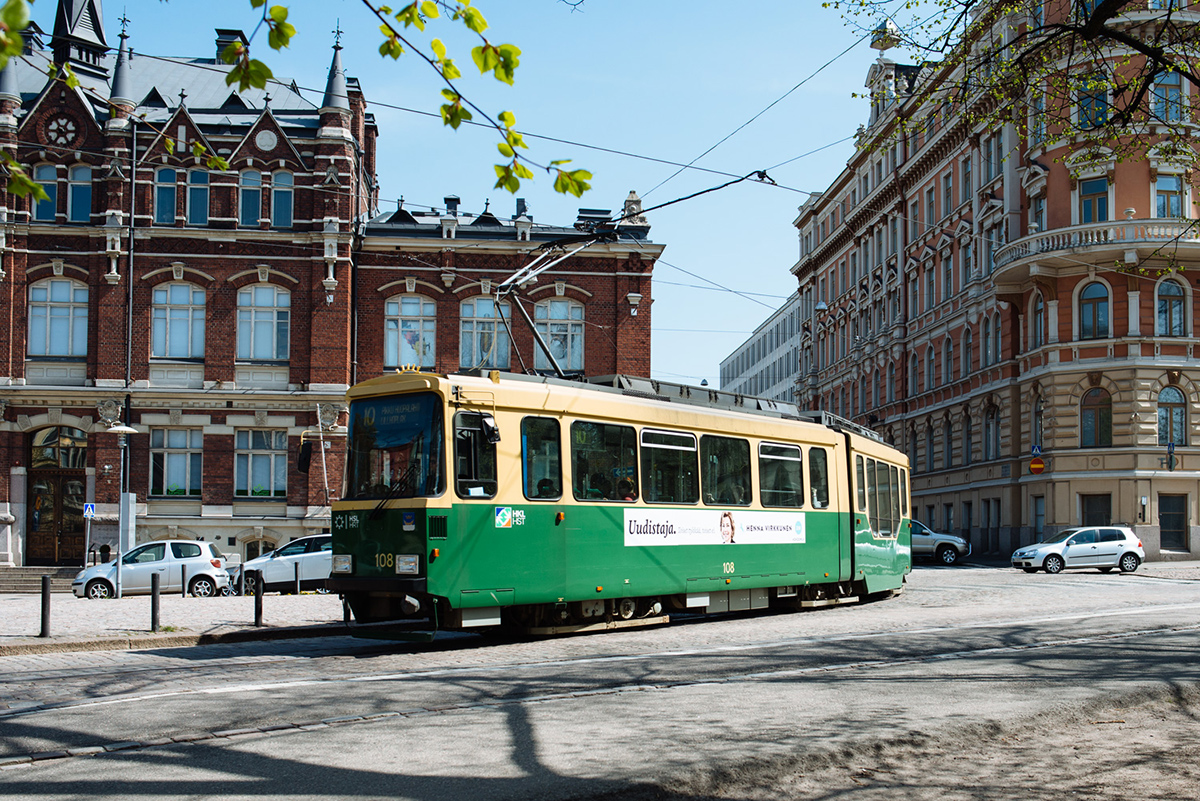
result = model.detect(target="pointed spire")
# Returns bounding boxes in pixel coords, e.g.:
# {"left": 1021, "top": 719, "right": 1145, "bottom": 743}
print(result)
{"left": 321, "top": 36, "right": 350, "bottom": 113}
{"left": 52, "top": 0, "right": 109, "bottom": 79}
{"left": 109, "top": 23, "right": 134, "bottom": 109}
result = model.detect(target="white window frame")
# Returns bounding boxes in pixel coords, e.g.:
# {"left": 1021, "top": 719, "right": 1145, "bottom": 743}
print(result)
{"left": 235, "top": 429, "right": 288, "bottom": 498}
{"left": 28, "top": 278, "right": 88, "bottom": 357}
{"left": 534, "top": 298, "right": 585, "bottom": 373}
{"left": 460, "top": 296, "right": 511, "bottom": 370}
{"left": 67, "top": 165, "right": 91, "bottom": 223}
{"left": 236, "top": 284, "right": 290, "bottom": 361}
{"left": 34, "top": 164, "right": 58, "bottom": 222}
{"left": 271, "top": 171, "right": 293, "bottom": 229}
{"left": 384, "top": 295, "right": 437, "bottom": 368}
{"left": 155, "top": 167, "right": 177, "bottom": 225}
{"left": 152, "top": 283, "right": 206, "bottom": 359}
{"left": 150, "top": 428, "right": 203, "bottom": 497}
{"left": 186, "top": 170, "right": 209, "bottom": 226}
{"left": 240, "top": 170, "right": 262, "bottom": 228}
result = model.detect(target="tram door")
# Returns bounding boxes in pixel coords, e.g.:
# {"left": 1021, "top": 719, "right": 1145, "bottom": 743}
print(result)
{"left": 26, "top": 427, "right": 88, "bottom": 566}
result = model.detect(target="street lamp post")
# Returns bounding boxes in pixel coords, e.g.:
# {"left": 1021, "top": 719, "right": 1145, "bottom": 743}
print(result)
{"left": 107, "top": 423, "right": 137, "bottom": 599}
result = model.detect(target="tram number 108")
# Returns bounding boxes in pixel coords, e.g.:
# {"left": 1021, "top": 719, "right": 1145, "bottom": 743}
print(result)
{"left": 723, "top": 562, "right": 735, "bottom": 574}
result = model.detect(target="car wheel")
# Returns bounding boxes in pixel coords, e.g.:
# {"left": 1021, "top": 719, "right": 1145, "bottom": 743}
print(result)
{"left": 1022, "top": 568, "right": 1038, "bottom": 573}
{"left": 189, "top": 576, "right": 217, "bottom": 597}
{"left": 1119, "top": 553, "right": 1141, "bottom": 573}
{"left": 935, "top": 545, "right": 959, "bottom": 566}
{"left": 243, "top": 573, "right": 258, "bottom": 595}
{"left": 85, "top": 579, "right": 113, "bottom": 599}
{"left": 1043, "top": 554, "right": 1065, "bottom": 574}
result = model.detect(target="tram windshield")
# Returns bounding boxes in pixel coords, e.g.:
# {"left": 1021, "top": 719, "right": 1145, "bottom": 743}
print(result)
{"left": 346, "top": 393, "right": 445, "bottom": 499}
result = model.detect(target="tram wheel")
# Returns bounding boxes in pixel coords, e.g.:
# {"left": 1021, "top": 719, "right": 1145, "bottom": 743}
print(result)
{"left": 616, "top": 598, "right": 636, "bottom": 620}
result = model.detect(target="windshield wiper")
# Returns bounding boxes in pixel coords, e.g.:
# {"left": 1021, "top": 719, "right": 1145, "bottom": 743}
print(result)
{"left": 369, "top": 462, "right": 420, "bottom": 520}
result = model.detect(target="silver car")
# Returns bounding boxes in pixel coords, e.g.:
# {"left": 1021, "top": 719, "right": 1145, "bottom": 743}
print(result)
{"left": 241, "top": 534, "right": 332, "bottom": 594}
{"left": 910, "top": 520, "right": 971, "bottom": 565}
{"left": 73, "top": 540, "right": 231, "bottom": 599}
{"left": 1011, "top": 526, "right": 1144, "bottom": 574}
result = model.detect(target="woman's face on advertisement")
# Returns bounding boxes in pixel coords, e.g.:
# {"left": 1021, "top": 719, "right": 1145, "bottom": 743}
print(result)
{"left": 720, "top": 515, "right": 733, "bottom": 539}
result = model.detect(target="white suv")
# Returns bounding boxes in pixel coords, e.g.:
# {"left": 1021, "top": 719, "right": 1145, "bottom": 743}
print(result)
{"left": 1011, "top": 526, "right": 1144, "bottom": 574}
{"left": 242, "top": 535, "right": 332, "bottom": 594}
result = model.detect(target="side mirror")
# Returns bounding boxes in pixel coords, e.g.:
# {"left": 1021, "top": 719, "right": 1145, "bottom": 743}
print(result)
{"left": 480, "top": 413, "right": 501, "bottom": 444}
{"left": 298, "top": 441, "right": 312, "bottom": 474}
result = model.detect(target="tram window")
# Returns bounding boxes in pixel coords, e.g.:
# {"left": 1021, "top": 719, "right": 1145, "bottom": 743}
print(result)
{"left": 571, "top": 421, "right": 637, "bottom": 501}
{"left": 454, "top": 412, "right": 498, "bottom": 499}
{"left": 890, "top": 465, "right": 902, "bottom": 537}
{"left": 866, "top": 458, "right": 880, "bottom": 533}
{"left": 809, "top": 448, "right": 830, "bottom": 509}
{"left": 899, "top": 468, "right": 909, "bottom": 517}
{"left": 759, "top": 443, "right": 804, "bottom": 508}
{"left": 855, "top": 456, "right": 867, "bottom": 511}
{"left": 522, "top": 417, "right": 562, "bottom": 501}
{"left": 701, "top": 436, "right": 751, "bottom": 506}
{"left": 641, "top": 429, "right": 699, "bottom": 504}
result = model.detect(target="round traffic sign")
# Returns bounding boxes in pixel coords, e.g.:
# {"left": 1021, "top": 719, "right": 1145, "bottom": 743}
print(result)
{"left": 1030, "top": 457, "right": 1046, "bottom": 475}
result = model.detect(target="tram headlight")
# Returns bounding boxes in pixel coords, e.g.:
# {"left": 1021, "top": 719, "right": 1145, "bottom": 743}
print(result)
{"left": 332, "top": 554, "right": 353, "bottom": 573}
{"left": 395, "top": 554, "right": 419, "bottom": 575}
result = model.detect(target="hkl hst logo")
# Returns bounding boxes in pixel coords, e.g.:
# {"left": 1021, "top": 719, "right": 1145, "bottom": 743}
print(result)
{"left": 495, "top": 507, "right": 526, "bottom": 528}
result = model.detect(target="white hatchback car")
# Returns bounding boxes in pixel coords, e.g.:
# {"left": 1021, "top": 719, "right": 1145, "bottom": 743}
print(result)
{"left": 73, "top": 540, "right": 231, "bottom": 598}
{"left": 241, "top": 534, "right": 332, "bottom": 594}
{"left": 1011, "top": 526, "right": 1144, "bottom": 574}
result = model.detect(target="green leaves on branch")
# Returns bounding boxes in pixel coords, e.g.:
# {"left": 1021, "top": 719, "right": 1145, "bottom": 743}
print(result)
{"left": 472, "top": 42, "right": 520, "bottom": 85}
{"left": 2, "top": 151, "right": 47, "bottom": 202}
{"left": 0, "top": 0, "right": 29, "bottom": 68}
{"left": 440, "top": 89, "right": 473, "bottom": 129}
{"left": 551, "top": 161, "right": 592, "bottom": 198}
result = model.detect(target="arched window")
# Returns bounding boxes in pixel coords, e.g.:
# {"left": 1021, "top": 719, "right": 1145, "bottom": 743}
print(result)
{"left": 887, "top": 363, "right": 895, "bottom": 403}
{"left": 152, "top": 283, "right": 206, "bottom": 359}
{"left": 962, "top": 328, "right": 973, "bottom": 375}
{"left": 384, "top": 295, "right": 436, "bottom": 368}
{"left": 460, "top": 296, "right": 510, "bottom": 369}
{"left": 982, "top": 318, "right": 992, "bottom": 367}
{"left": 1158, "top": 386, "right": 1186, "bottom": 446}
{"left": 240, "top": 170, "right": 262, "bottom": 227}
{"left": 1079, "top": 282, "right": 1109, "bottom": 340}
{"left": 155, "top": 168, "right": 177, "bottom": 225}
{"left": 186, "top": 170, "right": 209, "bottom": 226}
{"left": 872, "top": 370, "right": 881, "bottom": 410}
{"left": 271, "top": 171, "right": 293, "bottom": 229}
{"left": 1031, "top": 293, "right": 1045, "bottom": 349}
{"left": 909, "top": 354, "right": 919, "bottom": 395}
{"left": 963, "top": 413, "right": 973, "bottom": 467}
{"left": 67, "top": 165, "right": 91, "bottom": 223}
{"left": 236, "top": 284, "right": 290, "bottom": 361}
{"left": 926, "top": 346, "right": 936, "bottom": 391}
{"left": 924, "top": 426, "right": 934, "bottom": 472}
{"left": 1157, "top": 279, "right": 1185, "bottom": 337}
{"left": 943, "top": 338, "right": 954, "bottom": 383}
{"left": 992, "top": 312, "right": 1002, "bottom": 363}
{"left": 984, "top": 408, "right": 999, "bottom": 460}
{"left": 535, "top": 298, "right": 584, "bottom": 372}
{"left": 1080, "top": 388, "right": 1112, "bottom": 447}
{"left": 34, "top": 164, "right": 57, "bottom": 221}
{"left": 28, "top": 279, "right": 88, "bottom": 357}
{"left": 943, "top": 419, "right": 953, "bottom": 469}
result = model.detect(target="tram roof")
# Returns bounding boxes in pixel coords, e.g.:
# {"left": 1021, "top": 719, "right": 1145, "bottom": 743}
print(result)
{"left": 444, "top": 370, "right": 885, "bottom": 445}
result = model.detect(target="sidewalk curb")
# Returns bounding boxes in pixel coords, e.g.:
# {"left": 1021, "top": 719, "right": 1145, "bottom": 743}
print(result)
{"left": 0, "top": 622, "right": 352, "bottom": 657}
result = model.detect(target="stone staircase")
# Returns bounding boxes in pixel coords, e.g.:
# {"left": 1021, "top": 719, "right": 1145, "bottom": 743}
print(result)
{"left": 0, "top": 566, "right": 80, "bottom": 593}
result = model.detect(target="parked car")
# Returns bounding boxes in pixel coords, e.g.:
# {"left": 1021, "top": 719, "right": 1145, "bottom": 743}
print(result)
{"left": 1011, "top": 526, "right": 1144, "bottom": 574}
{"left": 73, "top": 540, "right": 231, "bottom": 599}
{"left": 241, "top": 535, "right": 332, "bottom": 594}
{"left": 909, "top": 520, "right": 971, "bottom": 565}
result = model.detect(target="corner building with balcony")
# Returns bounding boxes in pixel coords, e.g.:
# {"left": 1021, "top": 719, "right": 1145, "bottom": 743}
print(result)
{"left": 793, "top": 3, "right": 1200, "bottom": 560}
{"left": 0, "top": 1, "right": 660, "bottom": 568}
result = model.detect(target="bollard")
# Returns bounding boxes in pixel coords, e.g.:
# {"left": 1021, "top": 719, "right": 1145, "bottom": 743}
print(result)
{"left": 294, "top": 562, "right": 301, "bottom": 595}
{"left": 39, "top": 575, "right": 51, "bottom": 638}
{"left": 151, "top": 572, "right": 160, "bottom": 632}
{"left": 253, "top": 570, "right": 263, "bottom": 627}
{"left": 181, "top": 565, "right": 187, "bottom": 597}
{"left": 237, "top": 568, "right": 245, "bottom": 596}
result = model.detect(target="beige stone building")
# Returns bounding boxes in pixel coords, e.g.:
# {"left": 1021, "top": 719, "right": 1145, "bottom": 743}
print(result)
{"left": 792, "top": 3, "right": 1200, "bottom": 560}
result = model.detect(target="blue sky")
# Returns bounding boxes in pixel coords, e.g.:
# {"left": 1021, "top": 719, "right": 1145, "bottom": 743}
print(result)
{"left": 66, "top": 0, "right": 878, "bottom": 386}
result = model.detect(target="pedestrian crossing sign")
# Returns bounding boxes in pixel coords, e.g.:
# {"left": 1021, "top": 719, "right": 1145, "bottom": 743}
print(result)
{"left": 83, "top": 503, "right": 95, "bottom": 519}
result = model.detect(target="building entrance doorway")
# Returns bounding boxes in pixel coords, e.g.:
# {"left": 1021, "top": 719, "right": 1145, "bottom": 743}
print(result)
{"left": 1081, "top": 494, "right": 1112, "bottom": 526}
{"left": 1159, "top": 494, "right": 1188, "bottom": 551}
{"left": 26, "top": 426, "right": 88, "bottom": 566}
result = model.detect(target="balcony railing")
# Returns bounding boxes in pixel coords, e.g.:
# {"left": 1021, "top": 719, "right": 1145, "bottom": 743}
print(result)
{"left": 995, "top": 219, "right": 1200, "bottom": 270}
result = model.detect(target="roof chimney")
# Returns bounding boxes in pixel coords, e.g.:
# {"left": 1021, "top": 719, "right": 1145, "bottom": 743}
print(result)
{"left": 514, "top": 198, "right": 527, "bottom": 219}
{"left": 215, "top": 29, "right": 248, "bottom": 61}
{"left": 444, "top": 195, "right": 460, "bottom": 216}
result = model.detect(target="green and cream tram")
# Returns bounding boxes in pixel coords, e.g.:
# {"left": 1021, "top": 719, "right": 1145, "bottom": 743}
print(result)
{"left": 327, "top": 370, "right": 911, "bottom": 632}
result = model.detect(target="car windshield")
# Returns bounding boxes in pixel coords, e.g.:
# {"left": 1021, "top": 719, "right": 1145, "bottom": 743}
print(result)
{"left": 1039, "top": 529, "right": 1078, "bottom": 544}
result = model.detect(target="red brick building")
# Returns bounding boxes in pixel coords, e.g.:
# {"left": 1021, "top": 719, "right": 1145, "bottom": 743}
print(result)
{"left": 0, "top": 1, "right": 661, "bottom": 567}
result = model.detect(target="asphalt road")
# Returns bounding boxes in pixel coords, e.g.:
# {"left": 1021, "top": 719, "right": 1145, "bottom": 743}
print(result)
{"left": 3, "top": 565, "right": 1200, "bottom": 800}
